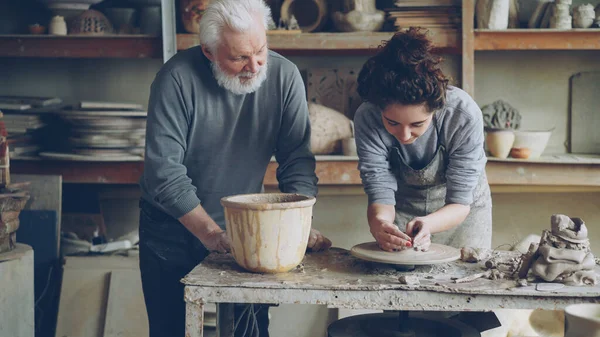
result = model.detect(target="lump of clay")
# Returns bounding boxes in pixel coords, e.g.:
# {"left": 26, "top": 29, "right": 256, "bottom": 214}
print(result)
{"left": 461, "top": 247, "right": 492, "bottom": 263}
{"left": 481, "top": 99, "right": 522, "bottom": 130}
{"left": 531, "top": 214, "right": 597, "bottom": 286}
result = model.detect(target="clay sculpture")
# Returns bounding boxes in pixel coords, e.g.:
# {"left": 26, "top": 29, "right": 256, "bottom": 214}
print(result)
{"left": 530, "top": 214, "right": 597, "bottom": 286}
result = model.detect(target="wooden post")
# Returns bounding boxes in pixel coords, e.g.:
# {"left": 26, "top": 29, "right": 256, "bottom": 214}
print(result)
{"left": 462, "top": 0, "right": 476, "bottom": 98}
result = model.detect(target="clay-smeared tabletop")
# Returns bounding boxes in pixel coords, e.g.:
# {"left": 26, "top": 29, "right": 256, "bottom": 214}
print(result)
{"left": 182, "top": 248, "right": 600, "bottom": 301}
{"left": 183, "top": 248, "right": 600, "bottom": 337}
{"left": 350, "top": 242, "right": 461, "bottom": 266}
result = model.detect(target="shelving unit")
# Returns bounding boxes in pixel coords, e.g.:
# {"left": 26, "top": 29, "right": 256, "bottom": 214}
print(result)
{"left": 177, "top": 30, "right": 461, "bottom": 55}
{"left": 0, "top": 35, "right": 162, "bottom": 58}
{"left": 474, "top": 29, "right": 600, "bottom": 50}
{"left": 3, "top": 0, "right": 599, "bottom": 190}
{"left": 11, "top": 155, "right": 600, "bottom": 192}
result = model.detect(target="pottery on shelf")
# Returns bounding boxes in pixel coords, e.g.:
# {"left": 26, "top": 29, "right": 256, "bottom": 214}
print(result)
{"left": 49, "top": 15, "right": 68, "bottom": 35}
{"left": 180, "top": 0, "right": 212, "bottom": 34}
{"left": 485, "top": 128, "right": 515, "bottom": 159}
{"left": 511, "top": 129, "right": 553, "bottom": 159}
{"left": 573, "top": 4, "right": 595, "bottom": 28}
{"left": 280, "top": 0, "right": 328, "bottom": 32}
{"left": 308, "top": 103, "right": 353, "bottom": 155}
{"left": 39, "top": 0, "right": 104, "bottom": 20}
{"left": 221, "top": 193, "right": 316, "bottom": 273}
{"left": 69, "top": 9, "right": 114, "bottom": 35}
{"left": 332, "top": 0, "right": 384, "bottom": 32}
{"left": 476, "top": 0, "right": 510, "bottom": 29}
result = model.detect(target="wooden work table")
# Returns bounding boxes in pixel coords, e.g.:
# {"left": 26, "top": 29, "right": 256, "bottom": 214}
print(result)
{"left": 182, "top": 248, "right": 600, "bottom": 337}
{"left": 10, "top": 154, "right": 600, "bottom": 192}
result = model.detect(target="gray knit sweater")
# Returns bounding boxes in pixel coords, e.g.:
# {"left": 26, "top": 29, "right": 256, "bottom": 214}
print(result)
{"left": 140, "top": 46, "right": 318, "bottom": 228}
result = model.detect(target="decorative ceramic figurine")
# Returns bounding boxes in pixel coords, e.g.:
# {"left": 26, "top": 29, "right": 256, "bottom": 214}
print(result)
{"left": 49, "top": 15, "right": 67, "bottom": 35}
{"left": 572, "top": 4, "right": 595, "bottom": 28}
{"left": 181, "top": 0, "right": 211, "bottom": 34}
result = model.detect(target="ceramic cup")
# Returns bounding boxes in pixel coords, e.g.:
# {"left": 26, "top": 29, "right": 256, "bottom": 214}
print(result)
{"left": 342, "top": 137, "right": 357, "bottom": 156}
{"left": 564, "top": 303, "right": 600, "bottom": 337}
{"left": 485, "top": 129, "right": 515, "bottom": 159}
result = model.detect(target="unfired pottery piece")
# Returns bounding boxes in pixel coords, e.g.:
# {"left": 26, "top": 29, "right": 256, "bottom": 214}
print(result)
{"left": 221, "top": 193, "right": 316, "bottom": 274}
{"left": 350, "top": 242, "right": 461, "bottom": 266}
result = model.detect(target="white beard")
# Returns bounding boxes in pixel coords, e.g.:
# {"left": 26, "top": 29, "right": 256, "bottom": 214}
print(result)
{"left": 211, "top": 59, "right": 268, "bottom": 95}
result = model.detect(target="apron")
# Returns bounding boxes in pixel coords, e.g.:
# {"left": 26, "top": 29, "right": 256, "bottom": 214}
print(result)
{"left": 390, "top": 116, "right": 492, "bottom": 249}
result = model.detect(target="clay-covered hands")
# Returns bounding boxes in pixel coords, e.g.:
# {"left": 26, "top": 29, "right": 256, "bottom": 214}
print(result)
{"left": 201, "top": 230, "right": 231, "bottom": 254}
{"left": 307, "top": 228, "right": 332, "bottom": 252}
{"left": 405, "top": 217, "right": 432, "bottom": 251}
{"left": 369, "top": 219, "right": 413, "bottom": 252}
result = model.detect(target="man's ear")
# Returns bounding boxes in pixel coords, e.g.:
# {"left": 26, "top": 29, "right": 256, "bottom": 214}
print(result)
{"left": 201, "top": 46, "right": 215, "bottom": 62}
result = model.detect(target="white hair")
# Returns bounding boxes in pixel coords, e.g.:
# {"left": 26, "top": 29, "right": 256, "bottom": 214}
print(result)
{"left": 198, "top": 0, "right": 272, "bottom": 52}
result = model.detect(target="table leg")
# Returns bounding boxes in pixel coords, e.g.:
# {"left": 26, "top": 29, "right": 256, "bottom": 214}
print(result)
{"left": 216, "top": 303, "right": 235, "bottom": 337}
{"left": 185, "top": 301, "right": 204, "bottom": 337}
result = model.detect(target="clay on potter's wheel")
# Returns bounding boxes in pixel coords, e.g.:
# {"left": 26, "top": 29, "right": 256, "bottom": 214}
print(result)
{"left": 350, "top": 242, "right": 461, "bottom": 266}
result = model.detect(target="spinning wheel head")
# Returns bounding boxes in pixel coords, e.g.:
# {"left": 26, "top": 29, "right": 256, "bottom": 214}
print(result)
{"left": 350, "top": 242, "right": 461, "bottom": 266}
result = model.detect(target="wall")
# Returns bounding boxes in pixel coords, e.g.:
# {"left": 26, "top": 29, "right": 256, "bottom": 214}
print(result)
{"left": 1, "top": 48, "right": 599, "bottom": 337}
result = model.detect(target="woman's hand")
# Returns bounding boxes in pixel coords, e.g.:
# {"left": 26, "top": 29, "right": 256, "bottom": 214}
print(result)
{"left": 405, "top": 217, "right": 432, "bottom": 251}
{"left": 370, "top": 219, "right": 413, "bottom": 252}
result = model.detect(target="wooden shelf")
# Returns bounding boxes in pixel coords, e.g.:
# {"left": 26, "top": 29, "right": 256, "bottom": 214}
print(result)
{"left": 11, "top": 155, "right": 600, "bottom": 189}
{"left": 474, "top": 29, "right": 600, "bottom": 50}
{"left": 177, "top": 31, "right": 460, "bottom": 55}
{"left": 0, "top": 35, "right": 162, "bottom": 58}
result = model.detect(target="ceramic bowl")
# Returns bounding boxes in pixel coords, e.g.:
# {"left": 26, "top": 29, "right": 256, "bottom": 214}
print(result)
{"left": 510, "top": 129, "right": 553, "bottom": 159}
{"left": 564, "top": 303, "right": 600, "bottom": 337}
{"left": 221, "top": 193, "right": 316, "bottom": 273}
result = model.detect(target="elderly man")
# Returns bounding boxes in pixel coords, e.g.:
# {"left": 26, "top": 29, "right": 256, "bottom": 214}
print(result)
{"left": 138, "top": 0, "right": 331, "bottom": 336}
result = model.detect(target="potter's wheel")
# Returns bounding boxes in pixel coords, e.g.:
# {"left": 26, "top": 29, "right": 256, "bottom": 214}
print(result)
{"left": 328, "top": 312, "right": 480, "bottom": 337}
{"left": 350, "top": 242, "right": 460, "bottom": 269}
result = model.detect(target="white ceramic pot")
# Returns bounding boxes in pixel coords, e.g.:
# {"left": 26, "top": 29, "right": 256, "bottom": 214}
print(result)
{"left": 564, "top": 303, "right": 600, "bottom": 337}
{"left": 485, "top": 129, "right": 515, "bottom": 158}
{"left": 511, "top": 129, "right": 553, "bottom": 159}
{"left": 221, "top": 193, "right": 316, "bottom": 273}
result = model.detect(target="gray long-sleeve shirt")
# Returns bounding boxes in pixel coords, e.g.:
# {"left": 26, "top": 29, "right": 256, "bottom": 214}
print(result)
{"left": 354, "top": 86, "right": 487, "bottom": 206}
{"left": 140, "top": 46, "right": 318, "bottom": 228}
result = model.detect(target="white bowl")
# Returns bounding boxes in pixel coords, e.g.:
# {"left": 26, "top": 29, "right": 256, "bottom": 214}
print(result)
{"left": 511, "top": 129, "right": 553, "bottom": 159}
{"left": 564, "top": 303, "right": 600, "bottom": 337}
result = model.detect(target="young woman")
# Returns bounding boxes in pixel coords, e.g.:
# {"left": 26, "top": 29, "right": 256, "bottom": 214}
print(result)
{"left": 354, "top": 27, "right": 492, "bottom": 252}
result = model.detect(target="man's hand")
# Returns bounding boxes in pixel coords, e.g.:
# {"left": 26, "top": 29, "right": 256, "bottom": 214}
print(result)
{"left": 178, "top": 205, "right": 231, "bottom": 254}
{"left": 307, "top": 228, "right": 332, "bottom": 252}
{"left": 405, "top": 217, "right": 432, "bottom": 251}
{"left": 200, "top": 229, "right": 231, "bottom": 254}
{"left": 370, "top": 219, "right": 412, "bottom": 252}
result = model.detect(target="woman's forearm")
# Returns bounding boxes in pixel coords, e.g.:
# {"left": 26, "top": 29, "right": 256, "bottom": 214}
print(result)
{"left": 367, "top": 203, "right": 396, "bottom": 227}
{"left": 422, "top": 203, "right": 471, "bottom": 234}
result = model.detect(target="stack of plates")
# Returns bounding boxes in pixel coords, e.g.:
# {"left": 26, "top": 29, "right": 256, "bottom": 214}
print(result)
{"left": 40, "top": 101, "right": 147, "bottom": 161}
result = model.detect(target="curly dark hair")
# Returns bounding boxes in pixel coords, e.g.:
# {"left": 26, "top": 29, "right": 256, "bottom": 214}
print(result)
{"left": 357, "top": 27, "right": 449, "bottom": 112}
